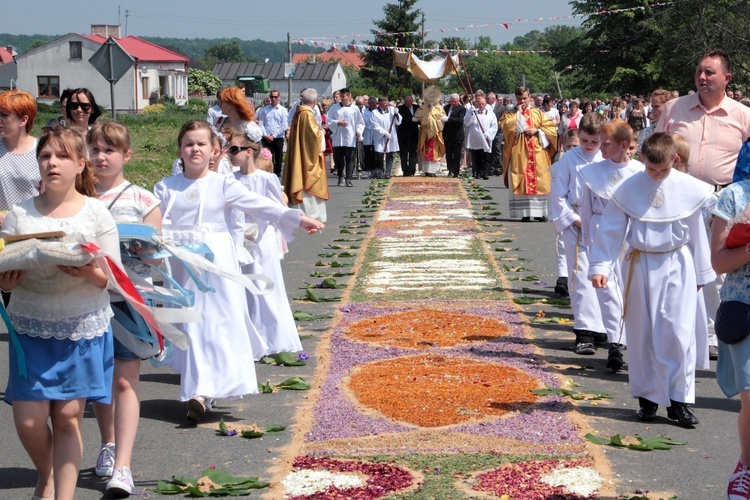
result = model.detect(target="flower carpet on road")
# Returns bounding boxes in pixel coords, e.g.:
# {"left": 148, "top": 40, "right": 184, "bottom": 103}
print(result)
{"left": 276, "top": 177, "right": 610, "bottom": 499}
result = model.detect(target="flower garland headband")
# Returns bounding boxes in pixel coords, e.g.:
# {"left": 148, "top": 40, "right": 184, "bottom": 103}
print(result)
{"left": 244, "top": 121, "right": 263, "bottom": 143}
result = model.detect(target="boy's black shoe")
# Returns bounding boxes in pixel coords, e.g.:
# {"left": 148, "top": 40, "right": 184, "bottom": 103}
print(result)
{"left": 573, "top": 329, "right": 596, "bottom": 355}
{"left": 636, "top": 397, "right": 658, "bottom": 421}
{"left": 575, "top": 342, "right": 595, "bottom": 355}
{"left": 592, "top": 332, "right": 609, "bottom": 344}
{"left": 606, "top": 344, "right": 625, "bottom": 372}
{"left": 667, "top": 401, "right": 699, "bottom": 427}
{"left": 554, "top": 277, "right": 569, "bottom": 297}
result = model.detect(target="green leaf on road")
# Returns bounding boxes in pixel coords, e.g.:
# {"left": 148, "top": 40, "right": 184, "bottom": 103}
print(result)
{"left": 276, "top": 377, "right": 311, "bottom": 390}
{"left": 293, "top": 311, "right": 333, "bottom": 321}
{"left": 585, "top": 433, "right": 685, "bottom": 451}
{"left": 259, "top": 352, "right": 306, "bottom": 366}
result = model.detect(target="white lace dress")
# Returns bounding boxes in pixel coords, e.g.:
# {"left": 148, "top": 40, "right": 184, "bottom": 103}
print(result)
{"left": 235, "top": 170, "right": 302, "bottom": 354}
{"left": 1, "top": 196, "right": 119, "bottom": 403}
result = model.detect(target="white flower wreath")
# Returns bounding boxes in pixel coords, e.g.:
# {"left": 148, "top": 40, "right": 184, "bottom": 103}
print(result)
{"left": 244, "top": 121, "right": 263, "bottom": 143}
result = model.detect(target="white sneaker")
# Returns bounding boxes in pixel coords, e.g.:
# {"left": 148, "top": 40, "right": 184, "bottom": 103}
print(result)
{"left": 106, "top": 466, "right": 134, "bottom": 496}
{"left": 95, "top": 442, "right": 116, "bottom": 477}
{"left": 186, "top": 396, "right": 207, "bottom": 423}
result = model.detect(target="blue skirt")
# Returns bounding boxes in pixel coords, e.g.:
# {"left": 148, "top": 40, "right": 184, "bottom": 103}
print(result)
{"left": 717, "top": 335, "right": 750, "bottom": 398}
{"left": 5, "top": 327, "right": 114, "bottom": 404}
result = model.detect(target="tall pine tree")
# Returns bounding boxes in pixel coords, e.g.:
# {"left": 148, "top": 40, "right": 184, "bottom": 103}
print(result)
{"left": 361, "top": 0, "right": 423, "bottom": 99}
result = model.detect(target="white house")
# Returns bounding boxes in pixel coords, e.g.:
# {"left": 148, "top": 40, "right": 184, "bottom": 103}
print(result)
{"left": 212, "top": 61, "right": 346, "bottom": 103}
{"left": 15, "top": 25, "right": 189, "bottom": 112}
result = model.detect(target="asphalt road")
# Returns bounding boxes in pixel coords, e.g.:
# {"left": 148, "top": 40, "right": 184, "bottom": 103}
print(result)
{"left": 0, "top": 168, "right": 738, "bottom": 499}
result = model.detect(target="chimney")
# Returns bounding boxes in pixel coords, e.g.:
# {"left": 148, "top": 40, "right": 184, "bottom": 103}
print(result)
{"left": 90, "top": 25, "right": 122, "bottom": 39}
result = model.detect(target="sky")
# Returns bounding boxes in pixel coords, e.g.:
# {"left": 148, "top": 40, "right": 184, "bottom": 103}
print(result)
{"left": 1, "top": 0, "right": 582, "bottom": 47}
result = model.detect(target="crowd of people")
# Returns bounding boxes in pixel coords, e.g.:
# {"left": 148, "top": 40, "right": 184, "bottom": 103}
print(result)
{"left": 548, "top": 49, "right": 750, "bottom": 500}
{"left": 4, "top": 47, "right": 750, "bottom": 499}
{"left": 0, "top": 86, "right": 324, "bottom": 499}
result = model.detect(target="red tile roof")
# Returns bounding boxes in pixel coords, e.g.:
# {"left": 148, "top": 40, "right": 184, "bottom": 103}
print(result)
{"left": 0, "top": 47, "right": 13, "bottom": 64}
{"left": 293, "top": 48, "right": 364, "bottom": 69}
{"left": 82, "top": 35, "right": 189, "bottom": 63}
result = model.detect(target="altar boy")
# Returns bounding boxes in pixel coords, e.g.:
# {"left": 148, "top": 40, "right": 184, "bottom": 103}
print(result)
{"left": 589, "top": 133, "right": 715, "bottom": 427}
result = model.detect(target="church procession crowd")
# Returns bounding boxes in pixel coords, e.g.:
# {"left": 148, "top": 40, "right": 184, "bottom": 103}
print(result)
{"left": 3, "top": 47, "right": 750, "bottom": 499}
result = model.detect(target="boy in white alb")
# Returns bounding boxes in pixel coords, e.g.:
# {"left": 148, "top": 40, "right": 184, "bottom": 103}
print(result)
{"left": 326, "top": 87, "right": 365, "bottom": 186}
{"left": 590, "top": 133, "right": 715, "bottom": 427}
{"left": 550, "top": 113, "right": 608, "bottom": 357}
{"left": 551, "top": 129, "right": 582, "bottom": 299}
{"left": 578, "top": 120, "right": 644, "bottom": 370}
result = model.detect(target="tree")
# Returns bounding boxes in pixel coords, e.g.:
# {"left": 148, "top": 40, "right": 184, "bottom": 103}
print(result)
{"left": 462, "top": 51, "right": 556, "bottom": 95}
{"left": 555, "top": 0, "right": 750, "bottom": 96}
{"left": 361, "top": 0, "right": 423, "bottom": 98}
{"left": 512, "top": 30, "right": 545, "bottom": 51}
{"left": 188, "top": 68, "right": 222, "bottom": 96}
{"left": 472, "top": 36, "right": 496, "bottom": 52}
{"left": 202, "top": 39, "right": 247, "bottom": 68}
{"left": 342, "top": 65, "right": 381, "bottom": 99}
{"left": 28, "top": 39, "right": 48, "bottom": 51}
{"left": 439, "top": 37, "right": 470, "bottom": 52}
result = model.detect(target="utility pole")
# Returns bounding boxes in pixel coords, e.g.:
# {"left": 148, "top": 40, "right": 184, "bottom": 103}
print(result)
{"left": 287, "top": 32, "right": 293, "bottom": 106}
{"left": 421, "top": 11, "right": 425, "bottom": 97}
{"left": 124, "top": 10, "right": 129, "bottom": 37}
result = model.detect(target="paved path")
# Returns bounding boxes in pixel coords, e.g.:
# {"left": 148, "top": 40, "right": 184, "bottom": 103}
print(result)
{"left": 0, "top": 171, "right": 737, "bottom": 499}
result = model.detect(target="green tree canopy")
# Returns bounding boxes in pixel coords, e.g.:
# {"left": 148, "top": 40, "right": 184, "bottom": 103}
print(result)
{"left": 557, "top": 0, "right": 750, "bottom": 96}
{"left": 202, "top": 39, "right": 248, "bottom": 67}
{"left": 361, "top": 0, "right": 423, "bottom": 99}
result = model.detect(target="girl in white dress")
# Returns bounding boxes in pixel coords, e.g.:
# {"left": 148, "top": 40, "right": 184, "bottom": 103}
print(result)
{"left": 154, "top": 120, "right": 323, "bottom": 423}
{"left": 224, "top": 124, "right": 302, "bottom": 355}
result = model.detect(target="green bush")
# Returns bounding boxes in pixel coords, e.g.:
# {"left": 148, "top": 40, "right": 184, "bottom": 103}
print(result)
{"left": 142, "top": 104, "right": 166, "bottom": 115}
{"left": 188, "top": 68, "right": 221, "bottom": 96}
{"left": 186, "top": 97, "right": 208, "bottom": 114}
{"left": 35, "top": 101, "right": 58, "bottom": 114}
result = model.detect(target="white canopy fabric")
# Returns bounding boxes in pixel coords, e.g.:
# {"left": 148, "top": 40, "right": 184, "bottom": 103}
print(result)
{"left": 392, "top": 50, "right": 460, "bottom": 83}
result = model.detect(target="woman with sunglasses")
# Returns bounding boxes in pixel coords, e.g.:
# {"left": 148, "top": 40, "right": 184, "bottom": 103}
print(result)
{"left": 66, "top": 88, "right": 102, "bottom": 131}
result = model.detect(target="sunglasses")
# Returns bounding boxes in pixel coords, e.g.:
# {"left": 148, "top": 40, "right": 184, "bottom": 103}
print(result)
{"left": 68, "top": 102, "right": 92, "bottom": 112}
{"left": 227, "top": 145, "right": 252, "bottom": 155}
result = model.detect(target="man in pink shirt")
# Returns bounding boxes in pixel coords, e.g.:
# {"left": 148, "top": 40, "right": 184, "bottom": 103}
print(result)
{"left": 656, "top": 49, "right": 750, "bottom": 187}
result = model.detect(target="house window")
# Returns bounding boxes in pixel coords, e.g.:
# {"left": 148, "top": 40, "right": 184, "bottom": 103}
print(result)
{"left": 69, "top": 41, "right": 82, "bottom": 60}
{"left": 142, "top": 77, "right": 149, "bottom": 99}
{"left": 37, "top": 76, "right": 60, "bottom": 98}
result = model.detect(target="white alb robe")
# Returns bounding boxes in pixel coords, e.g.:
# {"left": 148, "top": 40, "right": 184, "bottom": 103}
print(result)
{"left": 371, "top": 107, "right": 402, "bottom": 154}
{"left": 589, "top": 170, "right": 716, "bottom": 406}
{"left": 578, "top": 158, "right": 644, "bottom": 344}
{"left": 549, "top": 147, "right": 605, "bottom": 333}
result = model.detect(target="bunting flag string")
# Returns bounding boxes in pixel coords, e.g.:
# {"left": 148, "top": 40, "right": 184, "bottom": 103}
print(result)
{"left": 294, "top": 39, "right": 552, "bottom": 56}
{"left": 292, "top": 2, "right": 673, "bottom": 45}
